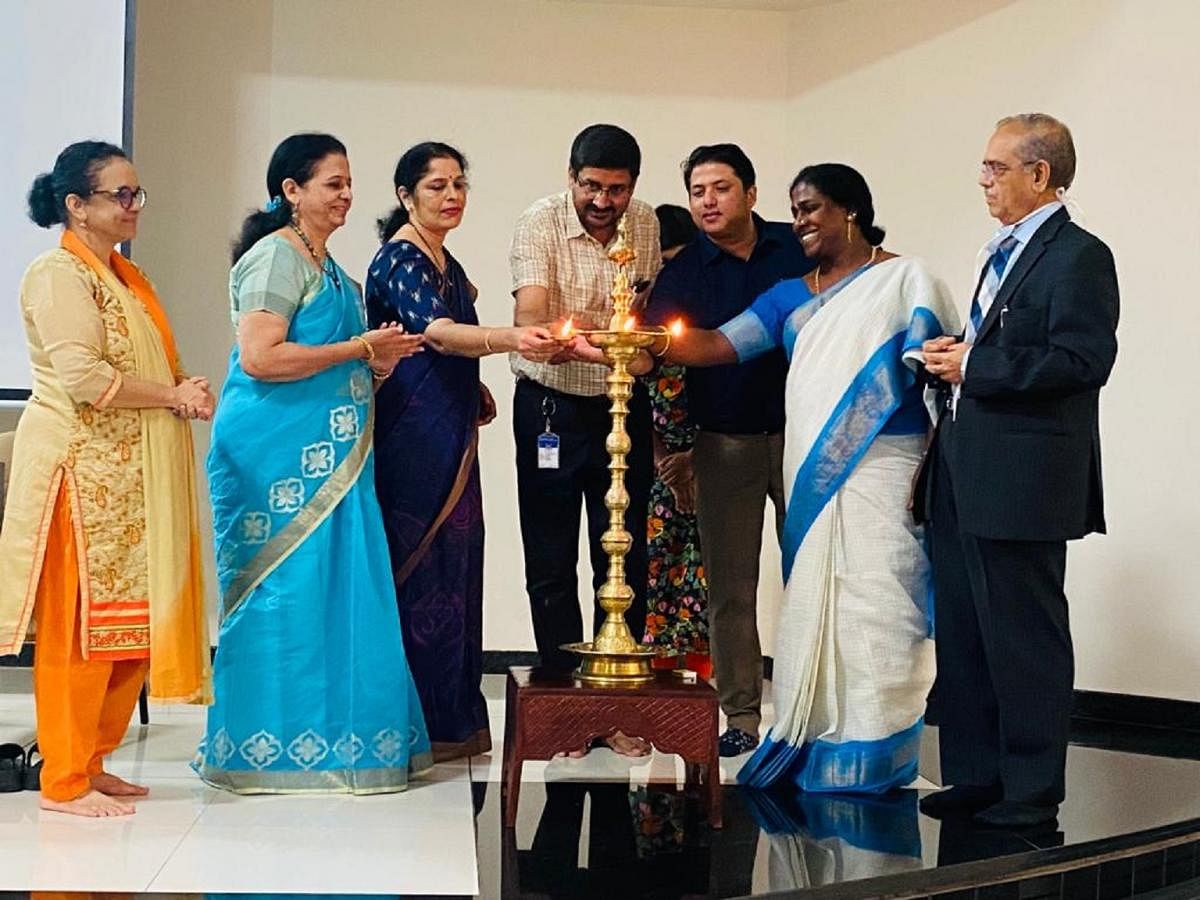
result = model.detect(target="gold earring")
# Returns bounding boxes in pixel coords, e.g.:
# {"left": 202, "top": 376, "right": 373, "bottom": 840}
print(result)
{"left": 846, "top": 215, "right": 856, "bottom": 242}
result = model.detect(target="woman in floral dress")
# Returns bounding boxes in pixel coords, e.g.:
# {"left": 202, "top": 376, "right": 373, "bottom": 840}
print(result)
{"left": 642, "top": 206, "right": 708, "bottom": 671}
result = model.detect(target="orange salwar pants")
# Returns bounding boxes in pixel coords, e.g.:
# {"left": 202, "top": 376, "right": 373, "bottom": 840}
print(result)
{"left": 32, "top": 486, "right": 149, "bottom": 802}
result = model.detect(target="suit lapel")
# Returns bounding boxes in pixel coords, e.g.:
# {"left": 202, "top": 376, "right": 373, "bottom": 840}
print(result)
{"left": 976, "top": 207, "right": 1069, "bottom": 343}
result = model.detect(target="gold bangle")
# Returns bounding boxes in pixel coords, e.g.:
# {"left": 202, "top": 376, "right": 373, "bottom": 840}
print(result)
{"left": 652, "top": 331, "right": 672, "bottom": 359}
{"left": 371, "top": 367, "right": 393, "bottom": 382}
{"left": 351, "top": 334, "right": 375, "bottom": 362}
{"left": 483, "top": 329, "right": 494, "bottom": 353}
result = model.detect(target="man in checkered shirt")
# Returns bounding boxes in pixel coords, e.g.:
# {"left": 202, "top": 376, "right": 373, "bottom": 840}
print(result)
{"left": 508, "top": 124, "right": 661, "bottom": 700}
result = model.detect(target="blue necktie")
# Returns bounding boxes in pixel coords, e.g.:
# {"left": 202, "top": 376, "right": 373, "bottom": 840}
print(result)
{"left": 966, "top": 235, "right": 1018, "bottom": 341}
{"left": 950, "top": 235, "right": 1019, "bottom": 420}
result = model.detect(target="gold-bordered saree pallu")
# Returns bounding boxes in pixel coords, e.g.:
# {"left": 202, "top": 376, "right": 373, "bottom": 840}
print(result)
{"left": 194, "top": 250, "right": 432, "bottom": 794}
{"left": 0, "top": 231, "right": 211, "bottom": 704}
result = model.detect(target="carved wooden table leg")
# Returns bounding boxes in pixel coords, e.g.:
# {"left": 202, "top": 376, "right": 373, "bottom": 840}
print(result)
{"left": 706, "top": 698, "right": 722, "bottom": 828}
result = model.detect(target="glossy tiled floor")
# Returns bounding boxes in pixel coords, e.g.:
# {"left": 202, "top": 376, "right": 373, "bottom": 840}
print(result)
{"left": 1, "top": 668, "right": 1198, "bottom": 898}
{"left": 0, "top": 669, "right": 478, "bottom": 895}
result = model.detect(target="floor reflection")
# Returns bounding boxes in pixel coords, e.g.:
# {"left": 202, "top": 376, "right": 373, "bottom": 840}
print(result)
{"left": 499, "top": 785, "right": 941, "bottom": 898}
{"left": 495, "top": 780, "right": 1134, "bottom": 899}
{"left": 745, "top": 790, "right": 925, "bottom": 892}
{"left": 504, "top": 783, "right": 715, "bottom": 898}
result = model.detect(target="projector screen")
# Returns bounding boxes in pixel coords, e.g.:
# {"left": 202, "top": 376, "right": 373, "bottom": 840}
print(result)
{"left": 0, "top": 0, "right": 130, "bottom": 401}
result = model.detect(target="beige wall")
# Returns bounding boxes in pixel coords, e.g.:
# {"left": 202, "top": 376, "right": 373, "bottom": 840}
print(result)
{"left": 131, "top": 0, "right": 1198, "bottom": 700}
{"left": 132, "top": 0, "right": 796, "bottom": 651}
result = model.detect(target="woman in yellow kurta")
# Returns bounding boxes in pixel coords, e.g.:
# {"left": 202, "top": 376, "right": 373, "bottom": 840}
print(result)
{"left": 0, "top": 141, "right": 213, "bottom": 817}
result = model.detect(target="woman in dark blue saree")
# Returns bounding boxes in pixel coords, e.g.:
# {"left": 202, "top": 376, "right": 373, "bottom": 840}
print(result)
{"left": 366, "top": 143, "right": 560, "bottom": 762}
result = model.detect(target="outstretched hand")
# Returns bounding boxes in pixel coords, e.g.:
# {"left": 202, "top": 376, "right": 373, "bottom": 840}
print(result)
{"left": 366, "top": 321, "right": 425, "bottom": 370}
{"left": 563, "top": 335, "right": 608, "bottom": 366}
{"left": 514, "top": 326, "right": 562, "bottom": 364}
{"left": 544, "top": 318, "right": 602, "bottom": 366}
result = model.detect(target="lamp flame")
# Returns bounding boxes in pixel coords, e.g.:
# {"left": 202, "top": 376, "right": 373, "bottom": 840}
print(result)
{"left": 669, "top": 318, "right": 684, "bottom": 337}
{"left": 560, "top": 318, "right": 574, "bottom": 338}
{"left": 623, "top": 316, "right": 637, "bottom": 332}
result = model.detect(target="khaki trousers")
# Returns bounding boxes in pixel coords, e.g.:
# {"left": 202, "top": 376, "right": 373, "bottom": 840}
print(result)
{"left": 692, "top": 430, "right": 785, "bottom": 735}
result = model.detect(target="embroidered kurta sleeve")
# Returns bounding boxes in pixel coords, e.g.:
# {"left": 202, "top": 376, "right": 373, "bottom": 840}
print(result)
{"left": 24, "top": 256, "right": 123, "bottom": 408}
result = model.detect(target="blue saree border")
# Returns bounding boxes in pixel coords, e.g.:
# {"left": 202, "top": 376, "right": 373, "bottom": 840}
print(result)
{"left": 781, "top": 307, "right": 942, "bottom": 583}
{"left": 739, "top": 717, "right": 925, "bottom": 797}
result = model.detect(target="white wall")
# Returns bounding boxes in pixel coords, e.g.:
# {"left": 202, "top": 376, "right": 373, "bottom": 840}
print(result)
{"left": 782, "top": 0, "right": 1200, "bottom": 700}
{"left": 130, "top": 0, "right": 1198, "bottom": 700}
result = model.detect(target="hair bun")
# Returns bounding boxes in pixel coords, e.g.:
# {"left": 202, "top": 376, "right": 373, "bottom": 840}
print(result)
{"left": 27, "top": 172, "right": 60, "bottom": 228}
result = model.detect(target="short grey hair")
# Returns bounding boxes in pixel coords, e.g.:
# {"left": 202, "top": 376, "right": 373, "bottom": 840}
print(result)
{"left": 996, "top": 113, "right": 1076, "bottom": 190}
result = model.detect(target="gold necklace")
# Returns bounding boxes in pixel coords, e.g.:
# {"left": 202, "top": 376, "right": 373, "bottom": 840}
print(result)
{"left": 814, "top": 245, "right": 879, "bottom": 293}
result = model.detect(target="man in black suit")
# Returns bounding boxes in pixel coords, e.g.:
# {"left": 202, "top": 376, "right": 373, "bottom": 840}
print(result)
{"left": 916, "top": 114, "right": 1119, "bottom": 829}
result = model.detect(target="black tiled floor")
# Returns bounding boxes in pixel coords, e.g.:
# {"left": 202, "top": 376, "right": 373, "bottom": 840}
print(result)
{"left": 473, "top": 734, "right": 1200, "bottom": 898}
{"left": 1071, "top": 720, "right": 1200, "bottom": 761}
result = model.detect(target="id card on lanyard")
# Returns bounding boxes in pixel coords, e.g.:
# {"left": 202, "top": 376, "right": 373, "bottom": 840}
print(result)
{"left": 537, "top": 394, "right": 560, "bottom": 469}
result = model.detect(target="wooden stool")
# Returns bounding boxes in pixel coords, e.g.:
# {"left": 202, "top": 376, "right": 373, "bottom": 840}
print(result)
{"left": 502, "top": 666, "right": 722, "bottom": 828}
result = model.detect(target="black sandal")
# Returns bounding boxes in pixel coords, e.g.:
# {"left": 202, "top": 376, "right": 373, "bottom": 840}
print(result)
{"left": 23, "top": 742, "right": 42, "bottom": 791}
{"left": 0, "top": 743, "right": 24, "bottom": 793}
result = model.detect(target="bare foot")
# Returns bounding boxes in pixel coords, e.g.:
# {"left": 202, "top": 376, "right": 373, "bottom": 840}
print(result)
{"left": 604, "top": 731, "right": 651, "bottom": 758}
{"left": 91, "top": 772, "right": 150, "bottom": 797}
{"left": 554, "top": 732, "right": 651, "bottom": 760}
{"left": 41, "top": 789, "right": 135, "bottom": 817}
{"left": 551, "top": 746, "right": 589, "bottom": 760}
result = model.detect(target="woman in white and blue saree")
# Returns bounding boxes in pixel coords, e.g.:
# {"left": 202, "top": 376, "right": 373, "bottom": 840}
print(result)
{"left": 659, "top": 165, "right": 958, "bottom": 793}
{"left": 195, "top": 134, "right": 432, "bottom": 794}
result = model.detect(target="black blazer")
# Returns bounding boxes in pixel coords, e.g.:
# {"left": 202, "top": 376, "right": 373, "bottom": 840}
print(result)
{"left": 917, "top": 207, "right": 1119, "bottom": 541}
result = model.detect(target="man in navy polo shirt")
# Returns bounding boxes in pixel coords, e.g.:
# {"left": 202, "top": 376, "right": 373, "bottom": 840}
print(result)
{"left": 647, "top": 144, "right": 812, "bottom": 757}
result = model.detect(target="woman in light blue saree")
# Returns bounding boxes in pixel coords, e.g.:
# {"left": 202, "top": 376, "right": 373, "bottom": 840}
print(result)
{"left": 195, "top": 134, "right": 432, "bottom": 793}
{"left": 652, "top": 165, "right": 959, "bottom": 793}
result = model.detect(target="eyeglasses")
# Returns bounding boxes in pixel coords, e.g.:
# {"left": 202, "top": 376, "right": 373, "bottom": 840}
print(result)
{"left": 574, "top": 177, "right": 631, "bottom": 201}
{"left": 89, "top": 186, "right": 148, "bottom": 210}
{"left": 979, "top": 161, "right": 1039, "bottom": 179}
